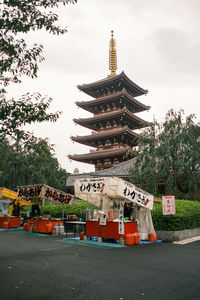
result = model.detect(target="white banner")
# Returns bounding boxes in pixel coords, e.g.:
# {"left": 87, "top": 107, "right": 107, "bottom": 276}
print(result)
{"left": 100, "top": 215, "right": 107, "bottom": 225}
{"left": 17, "top": 184, "right": 73, "bottom": 205}
{"left": 162, "top": 196, "right": 176, "bottom": 215}
{"left": 74, "top": 177, "right": 154, "bottom": 210}
{"left": 116, "top": 179, "right": 154, "bottom": 210}
{"left": 118, "top": 201, "right": 124, "bottom": 234}
{"left": 74, "top": 177, "right": 107, "bottom": 195}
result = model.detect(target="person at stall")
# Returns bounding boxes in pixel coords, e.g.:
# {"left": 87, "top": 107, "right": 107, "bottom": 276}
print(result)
{"left": 8, "top": 200, "right": 20, "bottom": 216}
{"left": 0, "top": 209, "right": 4, "bottom": 217}
{"left": 31, "top": 198, "right": 41, "bottom": 217}
{"left": 12, "top": 201, "right": 20, "bottom": 217}
{"left": 124, "top": 202, "right": 133, "bottom": 220}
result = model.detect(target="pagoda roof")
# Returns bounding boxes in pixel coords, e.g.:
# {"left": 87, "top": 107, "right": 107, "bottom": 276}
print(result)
{"left": 77, "top": 71, "right": 148, "bottom": 98}
{"left": 73, "top": 108, "right": 148, "bottom": 130}
{"left": 68, "top": 147, "right": 130, "bottom": 164}
{"left": 66, "top": 157, "right": 136, "bottom": 189}
{"left": 76, "top": 89, "right": 150, "bottom": 114}
{"left": 71, "top": 127, "right": 139, "bottom": 147}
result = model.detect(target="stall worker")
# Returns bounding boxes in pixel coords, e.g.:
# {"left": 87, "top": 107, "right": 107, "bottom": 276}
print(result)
{"left": 31, "top": 198, "right": 41, "bottom": 217}
{"left": 124, "top": 202, "right": 133, "bottom": 220}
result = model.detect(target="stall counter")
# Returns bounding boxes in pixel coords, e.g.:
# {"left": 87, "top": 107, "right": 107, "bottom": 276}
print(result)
{"left": 86, "top": 220, "right": 137, "bottom": 240}
{"left": 26, "top": 218, "right": 62, "bottom": 233}
{"left": 0, "top": 216, "right": 21, "bottom": 228}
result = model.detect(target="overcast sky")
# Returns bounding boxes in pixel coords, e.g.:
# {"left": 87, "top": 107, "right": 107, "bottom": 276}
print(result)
{"left": 6, "top": 0, "right": 200, "bottom": 174}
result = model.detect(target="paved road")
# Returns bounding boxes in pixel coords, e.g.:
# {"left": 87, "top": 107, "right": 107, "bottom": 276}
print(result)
{"left": 0, "top": 231, "right": 199, "bottom": 300}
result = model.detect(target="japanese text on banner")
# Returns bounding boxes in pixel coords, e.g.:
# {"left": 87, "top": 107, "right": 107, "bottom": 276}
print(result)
{"left": 118, "top": 201, "right": 124, "bottom": 235}
{"left": 116, "top": 179, "right": 154, "bottom": 210}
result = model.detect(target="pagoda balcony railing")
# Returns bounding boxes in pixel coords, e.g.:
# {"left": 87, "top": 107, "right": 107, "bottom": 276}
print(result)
{"left": 92, "top": 126, "right": 123, "bottom": 135}
{"left": 90, "top": 145, "right": 125, "bottom": 153}
{"left": 94, "top": 108, "right": 120, "bottom": 116}
{"left": 97, "top": 125, "right": 123, "bottom": 133}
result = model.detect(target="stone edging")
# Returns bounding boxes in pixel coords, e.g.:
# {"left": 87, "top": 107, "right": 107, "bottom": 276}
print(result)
{"left": 156, "top": 227, "right": 200, "bottom": 242}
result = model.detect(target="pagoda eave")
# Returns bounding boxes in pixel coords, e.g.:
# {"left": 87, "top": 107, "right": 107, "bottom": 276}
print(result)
{"left": 78, "top": 71, "right": 148, "bottom": 98}
{"left": 68, "top": 147, "right": 130, "bottom": 164}
{"left": 76, "top": 89, "right": 150, "bottom": 114}
{"left": 71, "top": 128, "right": 139, "bottom": 147}
{"left": 73, "top": 108, "right": 149, "bottom": 131}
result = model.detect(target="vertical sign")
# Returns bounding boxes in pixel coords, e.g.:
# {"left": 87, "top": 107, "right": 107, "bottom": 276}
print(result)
{"left": 100, "top": 215, "right": 107, "bottom": 225}
{"left": 162, "top": 196, "right": 176, "bottom": 215}
{"left": 118, "top": 201, "right": 124, "bottom": 235}
{"left": 108, "top": 211, "right": 114, "bottom": 222}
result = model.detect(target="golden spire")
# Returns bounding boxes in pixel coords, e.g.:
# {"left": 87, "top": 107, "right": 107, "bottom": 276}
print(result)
{"left": 108, "top": 30, "right": 117, "bottom": 77}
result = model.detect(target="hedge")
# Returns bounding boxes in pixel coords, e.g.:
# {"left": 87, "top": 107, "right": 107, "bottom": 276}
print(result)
{"left": 21, "top": 199, "right": 200, "bottom": 231}
{"left": 152, "top": 200, "right": 200, "bottom": 231}
{"left": 21, "top": 200, "right": 95, "bottom": 220}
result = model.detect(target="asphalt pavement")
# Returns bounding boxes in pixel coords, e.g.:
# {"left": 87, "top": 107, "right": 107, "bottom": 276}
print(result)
{"left": 0, "top": 231, "right": 199, "bottom": 300}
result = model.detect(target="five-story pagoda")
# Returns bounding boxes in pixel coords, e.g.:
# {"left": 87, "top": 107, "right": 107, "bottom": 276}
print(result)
{"left": 69, "top": 31, "right": 150, "bottom": 171}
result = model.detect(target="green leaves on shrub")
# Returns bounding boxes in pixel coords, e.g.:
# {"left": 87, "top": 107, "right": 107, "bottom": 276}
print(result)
{"left": 152, "top": 200, "right": 200, "bottom": 231}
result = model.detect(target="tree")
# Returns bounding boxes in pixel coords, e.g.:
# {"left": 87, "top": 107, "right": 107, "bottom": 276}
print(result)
{"left": 129, "top": 109, "right": 200, "bottom": 199}
{"left": 0, "top": 94, "right": 61, "bottom": 142}
{"left": 0, "top": 137, "right": 68, "bottom": 190}
{"left": 0, "top": 0, "right": 77, "bottom": 87}
{"left": 0, "top": 0, "right": 77, "bottom": 143}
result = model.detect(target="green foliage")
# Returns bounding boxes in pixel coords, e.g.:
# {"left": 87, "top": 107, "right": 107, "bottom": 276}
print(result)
{"left": 129, "top": 109, "right": 200, "bottom": 199}
{"left": 0, "top": 137, "right": 68, "bottom": 190}
{"left": 21, "top": 200, "right": 102, "bottom": 221}
{"left": 20, "top": 199, "right": 200, "bottom": 231}
{"left": 0, "top": 94, "right": 61, "bottom": 142}
{"left": 41, "top": 200, "right": 87, "bottom": 219}
{"left": 0, "top": 0, "right": 77, "bottom": 86}
{"left": 152, "top": 200, "right": 200, "bottom": 231}
{"left": 21, "top": 200, "right": 87, "bottom": 219}
{"left": 0, "top": 0, "right": 77, "bottom": 144}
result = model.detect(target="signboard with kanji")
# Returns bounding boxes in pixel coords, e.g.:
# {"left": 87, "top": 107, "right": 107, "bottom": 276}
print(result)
{"left": 116, "top": 179, "right": 154, "bottom": 210}
{"left": 74, "top": 177, "right": 154, "bottom": 210}
{"left": 162, "top": 196, "right": 176, "bottom": 215}
{"left": 118, "top": 201, "right": 124, "bottom": 235}
{"left": 17, "top": 184, "right": 73, "bottom": 205}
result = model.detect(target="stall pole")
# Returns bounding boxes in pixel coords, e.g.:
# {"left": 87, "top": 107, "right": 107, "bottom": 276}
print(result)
{"left": 62, "top": 204, "right": 64, "bottom": 221}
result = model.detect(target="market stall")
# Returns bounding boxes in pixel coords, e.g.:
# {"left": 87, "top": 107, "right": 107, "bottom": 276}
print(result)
{"left": 17, "top": 184, "right": 74, "bottom": 234}
{"left": 74, "top": 177, "right": 156, "bottom": 243}
{"left": 0, "top": 187, "right": 31, "bottom": 229}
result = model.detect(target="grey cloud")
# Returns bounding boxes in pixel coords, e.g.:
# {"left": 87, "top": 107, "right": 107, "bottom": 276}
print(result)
{"left": 154, "top": 27, "right": 200, "bottom": 75}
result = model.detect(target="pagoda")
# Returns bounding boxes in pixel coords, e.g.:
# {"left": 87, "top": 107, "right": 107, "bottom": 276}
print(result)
{"left": 69, "top": 31, "right": 150, "bottom": 171}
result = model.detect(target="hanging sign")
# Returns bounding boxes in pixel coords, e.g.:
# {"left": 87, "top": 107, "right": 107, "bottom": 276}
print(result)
{"left": 74, "top": 177, "right": 108, "bottom": 207}
{"left": 116, "top": 179, "right": 154, "bottom": 210}
{"left": 162, "top": 196, "right": 176, "bottom": 215}
{"left": 100, "top": 214, "right": 107, "bottom": 226}
{"left": 17, "top": 184, "right": 73, "bottom": 205}
{"left": 74, "top": 177, "right": 107, "bottom": 195}
{"left": 74, "top": 177, "right": 154, "bottom": 210}
{"left": 118, "top": 201, "right": 124, "bottom": 235}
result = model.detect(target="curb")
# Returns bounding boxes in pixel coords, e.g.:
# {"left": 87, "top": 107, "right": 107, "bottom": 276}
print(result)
{"left": 156, "top": 227, "right": 200, "bottom": 242}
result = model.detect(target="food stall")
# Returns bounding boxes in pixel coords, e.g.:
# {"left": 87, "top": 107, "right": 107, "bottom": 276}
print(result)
{"left": 74, "top": 177, "right": 155, "bottom": 243}
{"left": 0, "top": 187, "right": 31, "bottom": 229}
{"left": 17, "top": 184, "right": 74, "bottom": 234}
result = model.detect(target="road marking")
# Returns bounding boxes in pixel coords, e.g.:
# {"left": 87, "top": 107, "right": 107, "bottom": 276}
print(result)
{"left": 173, "top": 236, "right": 200, "bottom": 245}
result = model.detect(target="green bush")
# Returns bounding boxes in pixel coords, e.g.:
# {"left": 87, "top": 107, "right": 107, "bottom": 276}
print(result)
{"left": 21, "top": 198, "right": 200, "bottom": 231}
{"left": 21, "top": 200, "right": 96, "bottom": 220}
{"left": 152, "top": 200, "right": 200, "bottom": 231}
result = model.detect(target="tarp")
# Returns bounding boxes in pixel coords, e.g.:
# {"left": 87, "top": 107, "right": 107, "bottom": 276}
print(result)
{"left": 17, "top": 184, "right": 74, "bottom": 205}
{"left": 74, "top": 177, "right": 154, "bottom": 210}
